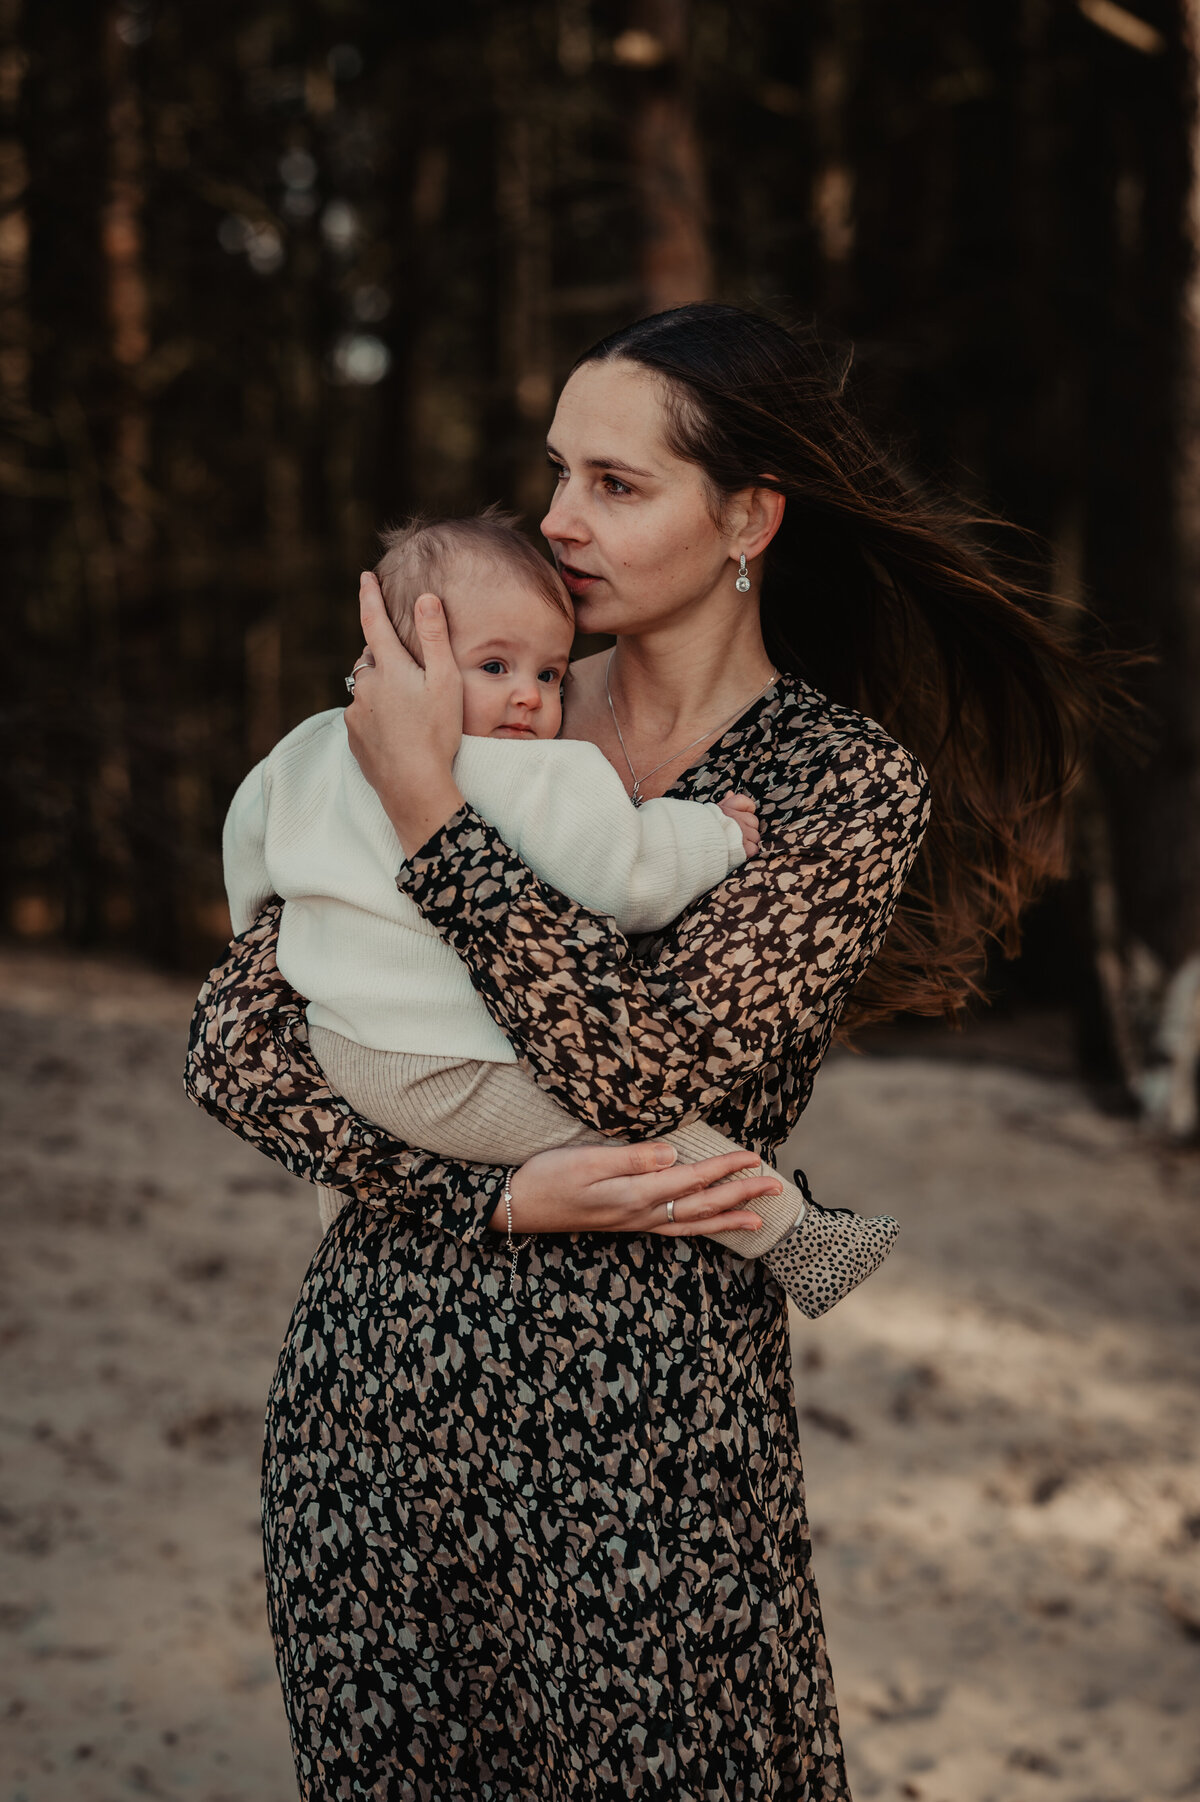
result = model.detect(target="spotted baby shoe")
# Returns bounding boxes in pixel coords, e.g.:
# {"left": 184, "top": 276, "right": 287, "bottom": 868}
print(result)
{"left": 764, "top": 1169, "right": 899, "bottom": 1319}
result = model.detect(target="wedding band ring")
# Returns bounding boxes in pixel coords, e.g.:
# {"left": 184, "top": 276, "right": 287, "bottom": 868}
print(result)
{"left": 666, "top": 1199, "right": 675, "bottom": 1224}
{"left": 352, "top": 658, "right": 372, "bottom": 673}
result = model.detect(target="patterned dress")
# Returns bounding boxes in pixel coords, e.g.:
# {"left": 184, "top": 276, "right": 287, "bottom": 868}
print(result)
{"left": 184, "top": 675, "right": 930, "bottom": 1802}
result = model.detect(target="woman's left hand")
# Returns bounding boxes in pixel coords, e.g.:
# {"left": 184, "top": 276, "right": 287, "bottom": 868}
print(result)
{"left": 345, "top": 572, "right": 466, "bottom": 856}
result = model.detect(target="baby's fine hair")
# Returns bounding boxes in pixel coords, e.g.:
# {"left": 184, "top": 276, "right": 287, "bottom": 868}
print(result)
{"left": 375, "top": 506, "right": 571, "bottom": 651}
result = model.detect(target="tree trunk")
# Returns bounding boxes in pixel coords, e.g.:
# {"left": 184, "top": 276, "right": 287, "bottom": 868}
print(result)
{"left": 104, "top": 1, "right": 175, "bottom": 960}
{"left": 493, "top": 10, "right": 554, "bottom": 522}
{"left": 622, "top": 0, "right": 712, "bottom": 312}
{"left": 1134, "top": 0, "right": 1200, "bottom": 1134}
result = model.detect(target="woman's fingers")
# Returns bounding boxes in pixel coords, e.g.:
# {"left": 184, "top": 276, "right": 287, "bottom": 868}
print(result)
{"left": 411, "top": 592, "right": 463, "bottom": 692}
{"left": 504, "top": 1141, "right": 783, "bottom": 1237}
{"left": 650, "top": 1207, "right": 765, "bottom": 1237}
{"left": 608, "top": 1146, "right": 776, "bottom": 1212}
{"left": 560, "top": 1139, "right": 677, "bottom": 1183}
{"left": 671, "top": 1171, "right": 781, "bottom": 1219}
{"left": 358, "top": 571, "right": 414, "bottom": 669}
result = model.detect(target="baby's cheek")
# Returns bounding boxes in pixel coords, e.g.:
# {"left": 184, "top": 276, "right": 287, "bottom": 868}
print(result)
{"left": 459, "top": 675, "right": 500, "bottom": 737}
{"left": 537, "top": 691, "right": 564, "bottom": 739}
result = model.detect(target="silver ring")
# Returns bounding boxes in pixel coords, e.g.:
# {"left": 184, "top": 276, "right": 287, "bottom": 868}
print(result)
{"left": 344, "top": 674, "right": 356, "bottom": 695}
{"left": 352, "top": 658, "right": 372, "bottom": 674}
{"left": 666, "top": 1198, "right": 675, "bottom": 1224}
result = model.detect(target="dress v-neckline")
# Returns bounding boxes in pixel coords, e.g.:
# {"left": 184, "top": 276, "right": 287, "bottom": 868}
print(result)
{"left": 654, "top": 673, "right": 795, "bottom": 801}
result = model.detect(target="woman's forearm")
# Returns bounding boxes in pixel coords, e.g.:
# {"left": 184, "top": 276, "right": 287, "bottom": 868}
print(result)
{"left": 183, "top": 906, "right": 777, "bottom": 1245}
{"left": 383, "top": 767, "right": 465, "bottom": 861}
{"left": 183, "top": 901, "right": 508, "bottom": 1243}
{"left": 399, "top": 741, "right": 929, "bottom": 1138}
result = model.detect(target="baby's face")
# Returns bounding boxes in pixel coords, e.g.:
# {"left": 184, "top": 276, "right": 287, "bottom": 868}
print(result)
{"left": 439, "top": 555, "right": 574, "bottom": 739}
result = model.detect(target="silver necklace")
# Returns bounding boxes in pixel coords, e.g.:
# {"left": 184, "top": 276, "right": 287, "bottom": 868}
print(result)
{"left": 604, "top": 651, "right": 779, "bottom": 806}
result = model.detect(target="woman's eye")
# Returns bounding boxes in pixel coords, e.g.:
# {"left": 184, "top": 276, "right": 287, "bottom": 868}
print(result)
{"left": 480, "top": 660, "right": 505, "bottom": 675}
{"left": 547, "top": 459, "right": 567, "bottom": 483}
{"left": 601, "top": 474, "right": 632, "bottom": 496}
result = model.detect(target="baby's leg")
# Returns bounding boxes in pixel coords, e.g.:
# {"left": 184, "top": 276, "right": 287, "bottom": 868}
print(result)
{"left": 308, "top": 1027, "right": 806, "bottom": 1249}
{"left": 309, "top": 1027, "right": 602, "bottom": 1161}
{"left": 308, "top": 1028, "right": 895, "bottom": 1316}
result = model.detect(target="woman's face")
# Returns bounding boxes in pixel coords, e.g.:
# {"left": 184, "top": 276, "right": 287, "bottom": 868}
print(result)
{"left": 540, "top": 359, "right": 736, "bottom": 639}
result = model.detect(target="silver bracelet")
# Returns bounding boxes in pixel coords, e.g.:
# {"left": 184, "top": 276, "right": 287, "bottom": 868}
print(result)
{"left": 501, "top": 1168, "right": 531, "bottom": 1296}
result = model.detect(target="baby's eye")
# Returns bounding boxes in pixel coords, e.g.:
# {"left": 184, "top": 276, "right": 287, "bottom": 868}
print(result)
{"left": 480, "top": 659, "right": 506, "bottom": 675}
{"left": 537, "top": 667, "right": 562, "bottom": 685}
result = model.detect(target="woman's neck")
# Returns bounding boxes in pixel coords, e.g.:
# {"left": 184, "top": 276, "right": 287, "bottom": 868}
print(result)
{"left": 606, "top": 608, "right": 776, "bottom": 742}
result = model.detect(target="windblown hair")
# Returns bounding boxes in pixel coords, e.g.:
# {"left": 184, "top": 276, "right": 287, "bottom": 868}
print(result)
{"left": 377, "top": 505, "right": 570, "bottom": 652}
{"left": 576, "top": 303, "right": 1131, "bottom": 1029}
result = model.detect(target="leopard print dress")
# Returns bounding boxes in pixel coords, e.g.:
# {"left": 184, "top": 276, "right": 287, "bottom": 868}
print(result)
{"left": 184, "top": 675, "right": 930, "bottom": 1802}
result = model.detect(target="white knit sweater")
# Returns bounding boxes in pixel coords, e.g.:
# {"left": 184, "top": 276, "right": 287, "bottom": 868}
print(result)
{"left": 223, "top": 708, "right": 745, "bottom": 1061}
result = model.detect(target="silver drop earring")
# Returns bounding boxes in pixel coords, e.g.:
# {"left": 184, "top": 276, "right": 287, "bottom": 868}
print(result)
{"left": 735, "top": 552, "right": 751, "bottom": 593}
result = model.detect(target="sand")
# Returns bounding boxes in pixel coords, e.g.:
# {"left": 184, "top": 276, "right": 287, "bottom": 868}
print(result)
{"left": 1, "top": 947, "right": 1197, "bottom": 1802}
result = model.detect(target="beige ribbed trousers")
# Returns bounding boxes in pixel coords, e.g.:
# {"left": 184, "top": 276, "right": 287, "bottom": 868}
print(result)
{"left": 308, "top": 1025, "right": 805, "bottom": 1258}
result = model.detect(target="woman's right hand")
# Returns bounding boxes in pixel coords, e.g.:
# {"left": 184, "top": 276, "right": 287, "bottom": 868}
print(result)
{"left": 344, "top": 577, "right": 466, "bottom": 858}
{"left": 492, "top": 1141, "right": 781, "bottom": 1239}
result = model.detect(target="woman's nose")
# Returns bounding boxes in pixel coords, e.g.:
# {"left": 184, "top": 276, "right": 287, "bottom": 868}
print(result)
{"left": 541, "top": 480, "right": 584, "bottom": 547}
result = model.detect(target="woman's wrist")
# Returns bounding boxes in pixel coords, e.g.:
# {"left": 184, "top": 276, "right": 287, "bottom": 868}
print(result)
{"left": 386, "top": 773, "right": 465, "bottom": 860}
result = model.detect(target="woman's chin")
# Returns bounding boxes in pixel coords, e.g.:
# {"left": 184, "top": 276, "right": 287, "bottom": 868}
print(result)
{"left": 571, "top": 596, "right": 623, "bottom": 638}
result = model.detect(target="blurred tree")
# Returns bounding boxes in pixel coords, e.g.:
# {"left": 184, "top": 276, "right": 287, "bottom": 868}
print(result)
{"left": 1091, "top": 0, "right": 1200, "bottom": 1135}
{"left": 2, "top": 0, "right": 1197, "bottom": 1125}
{"left": 618, "top": 0, "right": 712, "bottom": 308}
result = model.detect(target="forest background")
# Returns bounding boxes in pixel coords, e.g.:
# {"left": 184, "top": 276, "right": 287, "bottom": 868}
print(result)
{"left": 4, "top": 0, "right": 1200, "bottom": 1107}
{"left": 4, "top": 6, "right": 1200, "bottom": 1798}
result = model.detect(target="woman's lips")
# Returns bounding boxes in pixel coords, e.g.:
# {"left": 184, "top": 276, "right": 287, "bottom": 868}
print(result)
{"left": 559, "top": 563, "right": 601, "bottom": 596}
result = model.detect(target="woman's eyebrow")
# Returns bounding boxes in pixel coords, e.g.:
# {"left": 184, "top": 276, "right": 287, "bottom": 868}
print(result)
{"left": 545, "top": 441, "right": 655, "bottom": 479}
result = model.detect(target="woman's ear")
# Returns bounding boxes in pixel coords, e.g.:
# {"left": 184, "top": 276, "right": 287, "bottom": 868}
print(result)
{"left": 743, "top": 485, "right": 786, "bottom": 560}
{"left": 725, "top": 484, "right": 786, "bottom": 562}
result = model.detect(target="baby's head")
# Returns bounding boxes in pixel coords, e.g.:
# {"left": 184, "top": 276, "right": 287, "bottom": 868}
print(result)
{"left": 375, "top": 509, "right": 573, "bottom": 739}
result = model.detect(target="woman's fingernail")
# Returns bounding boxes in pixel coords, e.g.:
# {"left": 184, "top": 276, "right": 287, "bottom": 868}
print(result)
{"left": 654, "top": 1146, "right": 675, "bottom": 1168}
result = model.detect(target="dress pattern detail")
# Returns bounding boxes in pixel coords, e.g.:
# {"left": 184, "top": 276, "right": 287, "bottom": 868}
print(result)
{"left": 185, "top": 675, "right": 930, "bottom": 1801}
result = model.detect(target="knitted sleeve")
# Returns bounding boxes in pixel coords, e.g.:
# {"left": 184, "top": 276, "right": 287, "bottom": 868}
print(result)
{"left": 221, "top": 758, "right": 274, "bottom": 938}
{"left": 452, "top": 735, "right": 745, "bottom": 934}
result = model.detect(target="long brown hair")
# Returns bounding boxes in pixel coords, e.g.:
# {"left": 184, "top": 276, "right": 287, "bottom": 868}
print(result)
{"left": 576, "top": 303, "right": 1129, "bottom": 1029}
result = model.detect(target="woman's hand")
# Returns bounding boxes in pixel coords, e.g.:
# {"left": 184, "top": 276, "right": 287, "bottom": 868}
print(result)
{"left": 344, "top": 573, "right": 466, "bottom": 857}
{"left": 491, "top": 1140, "right": 782, "bottom": 1238}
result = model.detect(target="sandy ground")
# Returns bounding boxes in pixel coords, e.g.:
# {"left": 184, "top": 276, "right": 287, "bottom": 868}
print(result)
{"left": 1, "top": 947, "right": 1198, "bottom": 1802}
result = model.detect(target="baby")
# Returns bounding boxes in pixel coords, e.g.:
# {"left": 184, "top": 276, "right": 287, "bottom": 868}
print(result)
{"left": 223, "top": 510, "right": 897, "bottom": 1316}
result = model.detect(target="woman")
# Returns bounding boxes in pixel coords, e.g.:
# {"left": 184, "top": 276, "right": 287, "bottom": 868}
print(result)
{"left": 186, "top": 304, "right": 1111, "bottom": 1799}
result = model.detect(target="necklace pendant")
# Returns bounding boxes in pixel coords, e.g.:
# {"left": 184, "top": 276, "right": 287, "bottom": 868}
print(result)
{"left": 630, "top": 779, "right": 644, "bottom": 808}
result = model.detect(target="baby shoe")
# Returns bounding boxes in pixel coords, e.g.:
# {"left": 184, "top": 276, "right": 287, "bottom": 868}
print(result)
{"left": 763, "top": 1169, "right": 899, "bottom": 1319}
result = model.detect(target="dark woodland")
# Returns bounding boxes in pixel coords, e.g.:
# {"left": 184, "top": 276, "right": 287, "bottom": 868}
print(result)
{"left": 4, "top": 0, "right": 1199, "bottom": 1129}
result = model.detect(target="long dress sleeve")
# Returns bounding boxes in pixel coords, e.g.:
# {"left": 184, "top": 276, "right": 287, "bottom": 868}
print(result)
{"left": 399, "top": 732, "right": 930, "bottom": 1138}
{"left": 183, "top": 900, "right": 508, "bottom": 1243}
